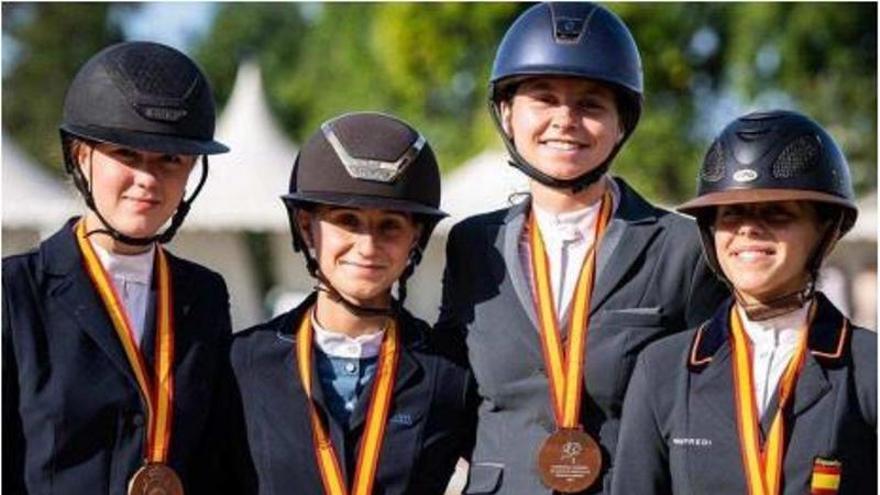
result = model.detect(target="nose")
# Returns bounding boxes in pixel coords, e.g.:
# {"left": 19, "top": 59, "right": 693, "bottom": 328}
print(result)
{"left": 354, "top": 231, "right": 380, "bottom": 257}
{"left": 735, "top": 216, "right": 767, "bottom": 237}
{"left": 550, "top": 103, "right": 577, "bottom": 129}
{"left": 131, "top": 160, "right": 161, "bottom": 189}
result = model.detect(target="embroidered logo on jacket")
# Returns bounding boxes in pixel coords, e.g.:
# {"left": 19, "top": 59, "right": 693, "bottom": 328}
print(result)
{"left": 671, "top": 437, "right": 713, "bottom": 447}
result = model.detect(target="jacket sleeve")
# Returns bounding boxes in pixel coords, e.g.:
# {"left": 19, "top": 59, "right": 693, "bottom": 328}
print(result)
{"left": 611, "top": 351, "right": 671, "bottom": 495}
{"left": 2, "top": 264, "right": 27, "bottom": 494}
{"left": 186, "top": 274, "right": 256, "bottom": 494}
{"left": 433, "top": 223, "right": 470, "bottom": 368}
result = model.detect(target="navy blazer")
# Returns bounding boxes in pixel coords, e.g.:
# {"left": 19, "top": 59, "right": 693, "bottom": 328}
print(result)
{"left": 228, "top": 294, "right": 476, "bottom": 495}
{"left": 2, "top": 219, "right": 233, "bottom": 494}
{"left": 436, "top": 178, "right": 729, "bottom": 494}
{"left": 612, "top": 294, "right": 877, "bottom": 495}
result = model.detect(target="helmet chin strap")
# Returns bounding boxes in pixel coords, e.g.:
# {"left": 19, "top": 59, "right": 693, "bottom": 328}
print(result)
{"left": 728, "top": 214, "right": 844, "bottom": 322}
{"left": 488, "top": 98, "right": 622, "bottom": 194}
{"left": 734, "top": 286, "right": 813, "bottom": 321}
{"left": 74, "top": 150, "right": 209, "bottom": 246}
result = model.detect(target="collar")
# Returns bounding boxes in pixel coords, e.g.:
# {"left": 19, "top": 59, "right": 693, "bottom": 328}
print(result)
{"left": 689, "top": 292, "right": 850, "bottom": 369}
{"left": 90, "top": 238, "right": 155, "bottom": 284}
{"left": 310, "top": 310, "right": 385, "bottom": 359}
{"left": 738, "top": 302, "right": 810, "bottom": 349}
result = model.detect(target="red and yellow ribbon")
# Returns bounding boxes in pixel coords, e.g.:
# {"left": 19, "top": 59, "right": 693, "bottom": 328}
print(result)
{"left": 75, "top": 220, "right": 175, "bottom": 463}
{"left": 730, "top": 304, "right": 814, "bottom": 495}
{"left": 529, "top": 191, "right": 612, "bottom": 428}
{"left": 295, "top": 310, "right": 399, "bottom": 495}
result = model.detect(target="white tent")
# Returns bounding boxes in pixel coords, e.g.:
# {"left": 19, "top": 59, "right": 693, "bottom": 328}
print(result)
{"left": 2, "top": 133, "right": 80, "bottom": 256}
{"left": 2, "top": 133, "right": 79, "bottom": 230}
{"left": 437, "top": 148, "right": 527, "bottom": 233}
{"left": 169, "top": 60, "right": 301, "bottom": 329}
{"left": 183, "top": 59, "right": 297, "bottom": 231}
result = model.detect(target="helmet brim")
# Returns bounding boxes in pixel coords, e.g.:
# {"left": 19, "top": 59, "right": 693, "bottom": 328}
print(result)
{"left": 677, "top": 188, "right": 857, "bottom": 217}
{"left": 281, "top": 191, "right": 448, "bottom": 219}
{"left": 62, "top": 123, "right": 229, "bottom": 156}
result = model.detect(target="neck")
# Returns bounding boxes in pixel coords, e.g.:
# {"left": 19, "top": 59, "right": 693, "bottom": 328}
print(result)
{"left": 530, "top": 175, "right": 608, "bottom": 214}
{"left": 314, "top": 290, "right": 389, "bottom": 338}
{"left": 83, "top": 213, "right": 152, "bottom": 255}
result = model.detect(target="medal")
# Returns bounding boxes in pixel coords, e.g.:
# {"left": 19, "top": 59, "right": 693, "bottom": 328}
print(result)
{"left": 295, "top": 309, "right": 399, "bottom": 495}
{"left": 128, "top": 463, "right": 183, "bottom": 495}
{"left": 76, "top": 221, "right": 179, "bottom": 491}
{"left": 528, "top": 191, "right": 612, "bottom": 492}
{"left": 537, "top": 428, "right": 602, "bottom": 492}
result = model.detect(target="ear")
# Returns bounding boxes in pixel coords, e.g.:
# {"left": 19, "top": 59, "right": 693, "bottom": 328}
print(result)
{"left": 295, "top": 209, "right": 316, "bottom": 249}
{"left": 499, "top": 100, "right": 514, "bottom": 138}
{"left": 74, "top": 140, "right": 93, "bottom": 175}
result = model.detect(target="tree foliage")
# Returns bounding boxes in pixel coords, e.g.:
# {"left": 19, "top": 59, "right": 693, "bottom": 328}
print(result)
{"left": 4, "top": 2, "right": 876, "bottom": 203}
{"left": 2, "top": 3, "right": 128, "bottom": 174}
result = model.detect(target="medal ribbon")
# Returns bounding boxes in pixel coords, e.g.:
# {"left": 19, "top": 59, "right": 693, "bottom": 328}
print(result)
{"left": 295, "top": 309, "right": 400, "bottom": 495}
{"left": 530, "top": 191, "right": 612, "bottom": 427}
{"left": 75, "top": 220, "right": 175, "bottom": 462}
{"left": 730, "top": 303, "right": 815, "bottom": 495}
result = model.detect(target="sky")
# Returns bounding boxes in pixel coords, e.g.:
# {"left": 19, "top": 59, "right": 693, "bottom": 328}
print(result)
{"left": 120, "top": 2, "right": 218, "bottom": 52}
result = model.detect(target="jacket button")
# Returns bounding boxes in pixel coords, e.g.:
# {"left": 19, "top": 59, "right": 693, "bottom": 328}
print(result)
{"left": 132, "top": 414, "right": 145, "bottom": 427}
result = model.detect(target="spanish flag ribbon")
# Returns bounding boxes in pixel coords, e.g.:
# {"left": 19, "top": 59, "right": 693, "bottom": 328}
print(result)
{"left": 295, "top": 309, "right": 399, "bottom": 495}
{"left": 75, "top": 220, "right": 175, "bottom": 463}
{"left": 529, "top": 191, "right": 612, "bottom": 428}
{"left": 729, "top": 303, "right": 814, "bottom": 495}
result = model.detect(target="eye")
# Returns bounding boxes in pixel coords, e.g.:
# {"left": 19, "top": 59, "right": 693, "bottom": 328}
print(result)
{"left": 110, "top": 147, "right": 139, "bottom": 162}
{"left": 327, "top": 211, "right": 361, "bottom": 230}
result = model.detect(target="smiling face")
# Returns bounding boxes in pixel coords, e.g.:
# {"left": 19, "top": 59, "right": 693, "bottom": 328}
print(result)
{"left": 77, "top": 141, "right": 196, "bottom": 249}
{"left": 713, "top": 201, "right": 826, "bottom": 304}
{"left": 500, "top": 77, "right": 623, "bottom": 181}
{"left": 297, "top": 206, "right": 422, "bottom": 308}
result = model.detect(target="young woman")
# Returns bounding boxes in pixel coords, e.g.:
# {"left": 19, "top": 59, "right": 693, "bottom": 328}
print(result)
{"left": 3, "top": 42, "right": 231, "bottom": 494}
{"left": 612, "top": 110, "right": 876, "bottom": 495}
{"left": 436, "top": 3, "right": 727, "bottom": 494}
{"left": 229, "top": 112, "right": 474, "bottom": 494}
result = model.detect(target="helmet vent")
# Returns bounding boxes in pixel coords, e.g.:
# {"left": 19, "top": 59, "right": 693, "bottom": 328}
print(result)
{"left": 701, "top": 141, "right": 726, "bottom": 182}
{"left": 105, "top": 44, "right": 199, "bottom": 114}
{"left": 773, "top": 135, "right": 819, "bottom": 179}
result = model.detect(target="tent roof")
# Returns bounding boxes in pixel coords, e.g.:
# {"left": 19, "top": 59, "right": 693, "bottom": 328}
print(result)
{"left": 184, "top": 60, "right": 297, "bottom": 231}
{"left": 2, "top": 133, "right": 79, "bottom": 228}
{"left": 437, "top": 149, "right": 528, "bottom": 233}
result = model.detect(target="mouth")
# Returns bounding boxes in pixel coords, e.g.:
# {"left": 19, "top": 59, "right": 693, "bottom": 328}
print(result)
{"left": 340, "top": 260, "right": 387, "bottom": 272}
{"left": 730, "top": 246, "right": 776, "bottom": 262}
{"left": 539, "top": 138, "right": 587, "bottom": 152}
{"left": 124, "top": 197, "right": 161, "bottom": 209}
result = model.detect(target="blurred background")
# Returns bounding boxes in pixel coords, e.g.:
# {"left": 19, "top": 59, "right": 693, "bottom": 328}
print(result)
{"left": 3, "top": 2, "right": 877, "bottom": 335}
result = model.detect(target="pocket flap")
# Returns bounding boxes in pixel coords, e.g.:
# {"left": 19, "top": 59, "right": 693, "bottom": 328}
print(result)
{"left": 464, "top": 462, "right": 504, "bottom": 494}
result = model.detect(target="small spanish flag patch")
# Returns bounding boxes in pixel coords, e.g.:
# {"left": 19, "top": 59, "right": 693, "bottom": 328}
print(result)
{"left": 811, "top": 458, "right": 841, "bottom": 495}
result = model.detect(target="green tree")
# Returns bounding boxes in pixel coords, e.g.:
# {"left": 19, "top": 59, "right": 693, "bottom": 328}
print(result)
{"left": 2, "top": 3, "right": 129, "bottom": 174}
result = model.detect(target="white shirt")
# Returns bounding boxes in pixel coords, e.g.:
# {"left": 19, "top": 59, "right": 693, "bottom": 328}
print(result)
{"left": 91, "top": 241, "right": 155, "bottom": 349}
{"left": 311, "top": 312, "right": 384, "bottom": 359}
{"left": 738, "top": 303, "right": 811, "bottom": 417}
{"left": 520, "top": 179, "right": 620, "bottom": 325}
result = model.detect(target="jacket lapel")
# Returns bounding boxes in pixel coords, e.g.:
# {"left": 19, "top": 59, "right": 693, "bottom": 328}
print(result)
{"left": 591, "top": 179, "right": 660, "bottom": 314}
{"left": 688, "top": 301, "right": 739, "bottom": 429}
{"left": 502, "top": 199, "right": 538, "bottom": 331}
{"left": 791, "top": 294, "right": 847, "bottom": 416}
{"left": 42, "top": 220, "right": 141, "bottom": 391}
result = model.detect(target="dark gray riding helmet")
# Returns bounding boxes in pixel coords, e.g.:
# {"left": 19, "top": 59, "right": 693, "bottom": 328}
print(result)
{"left": 60, "top": 41, "right": 228, "bottom": 244}
{"left": 679, "top": 109, "right": 857, "bottom": 297}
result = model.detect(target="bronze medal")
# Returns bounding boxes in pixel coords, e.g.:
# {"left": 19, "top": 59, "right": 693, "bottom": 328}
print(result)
{"left": 128, "top": 463, "right": 184, "bottom": 495}
{"left": 537, "top": 428, "right": 602, "bottom": 493}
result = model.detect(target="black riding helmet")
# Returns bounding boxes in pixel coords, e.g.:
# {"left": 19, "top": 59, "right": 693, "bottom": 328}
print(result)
{"left": 60, "top": 41, "right": 228, "bottom": 245}
{"left": 678, "top": 110, "right": 858, "bottom": 318}
{"left": 282, "top": 112, "right": 447, "bottom": 315}
{"left": 489, "top": 2, "right": 644, "bottom": 193}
